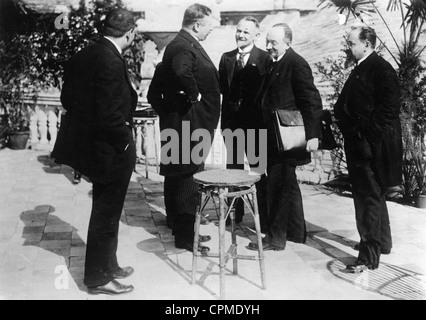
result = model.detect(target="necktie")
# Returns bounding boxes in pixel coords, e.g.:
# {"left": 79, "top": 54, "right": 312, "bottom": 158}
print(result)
{"left": 237, "top": 51, "right": 249, "bottom": 70}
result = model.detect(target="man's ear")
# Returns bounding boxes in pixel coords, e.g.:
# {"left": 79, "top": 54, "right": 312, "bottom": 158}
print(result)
{"left": 193, "top": 22, "right": 200, "bottom": 33}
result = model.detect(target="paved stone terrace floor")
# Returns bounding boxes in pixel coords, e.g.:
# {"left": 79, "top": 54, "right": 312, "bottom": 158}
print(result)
{"left": 0, "top": 148, "right": 425, "bottom": 300}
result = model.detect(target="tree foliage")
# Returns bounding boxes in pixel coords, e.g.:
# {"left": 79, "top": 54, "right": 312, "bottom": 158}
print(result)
{"left": 0, "top": 0, "right": 146, "bottom": 133}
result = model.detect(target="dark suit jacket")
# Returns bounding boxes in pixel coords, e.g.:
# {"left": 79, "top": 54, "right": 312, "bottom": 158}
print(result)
{"left": 155, "top": 29, "right": 221, "bottom": 177}
{"left": 219, "top": 46, "right": 270, "bottom": 130}
{"left": 257, "top": 47, "right": 323, "bottom": 166}
{"left": 52, "top": 37, "right": 138, "bottom": 183}
{"left": 334, "top": 52, "right": 402, "bottom": 187}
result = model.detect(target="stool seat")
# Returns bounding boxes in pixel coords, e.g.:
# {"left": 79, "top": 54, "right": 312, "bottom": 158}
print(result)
{"left": 193, "top": 169, "right": 261, "bottom": 187}
{"left": 191, "top": 169, "right": 266, "bottom": 300}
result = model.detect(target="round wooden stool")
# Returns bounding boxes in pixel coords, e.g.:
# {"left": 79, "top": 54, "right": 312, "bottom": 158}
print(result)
{"left": 192, "top": 169, "right": 266, "bottom": 299}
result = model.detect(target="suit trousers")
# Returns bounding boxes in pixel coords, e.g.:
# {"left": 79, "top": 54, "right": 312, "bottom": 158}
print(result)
{"left": 224, "top": 128, "right": 267, "bottom": 227}
{"left": 84, "top": 143, "right": 136, "bottom": 287}
{"left": 164, "top": 164, "right": 204, "bottom": 243}
{"left": 344, "top": 133, "right": 392, "bottom": 268}
{"left": 265, "top": 161, "right": 307, "bottom": 249}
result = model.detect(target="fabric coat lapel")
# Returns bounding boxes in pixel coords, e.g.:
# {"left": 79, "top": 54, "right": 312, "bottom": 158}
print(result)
{"left": 258, "top": 48, "right": 292, "bottom": 107}
{"left": 246, "top": 46, "right": 260, "bottom": 67}
{"left": 226, "top": 49, "right": 238, "bottom": 88}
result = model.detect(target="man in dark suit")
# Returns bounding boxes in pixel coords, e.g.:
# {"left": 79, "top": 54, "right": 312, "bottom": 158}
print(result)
{"left": 248, "top": 23, "right": 323, "bottom": 251}
{"left": 150, "top": 4, "right": 220, "bottom": 254}
{"left": 219, "top": 17, "right": 270, "bottom": 226}
{"left": 52, "top": 9, "right": 138, "bottom": 295}
{"left": 334, "top": 27, "right": 402, "bottom": 272}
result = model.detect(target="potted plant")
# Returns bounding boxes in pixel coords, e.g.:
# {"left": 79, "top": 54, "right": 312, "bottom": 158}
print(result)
{"left": 0, "top": 89, "right": 31, "bottom": 150}
{"left": 318, "top": 0, "right": 426, "bottom": 206}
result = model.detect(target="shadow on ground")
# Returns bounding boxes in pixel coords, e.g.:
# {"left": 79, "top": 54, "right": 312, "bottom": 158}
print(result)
{"left": 20, "top": 205, "right": 87, "bottom": 293}
{"left": 37, "top": 155, "right": 91, "bottom": 185}
{"left": 306, "top": 221, "right": 426, "bottom": 300}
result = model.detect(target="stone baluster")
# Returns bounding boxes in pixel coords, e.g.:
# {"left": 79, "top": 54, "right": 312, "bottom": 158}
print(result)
{"left": 29, "top": 107, "right": 39, "bottom": 147}
{"left": 47, "top": 106, "right": 58, "bottom": 150}
{"left": 36, "top": 106, "right": 49, "bottom": 147}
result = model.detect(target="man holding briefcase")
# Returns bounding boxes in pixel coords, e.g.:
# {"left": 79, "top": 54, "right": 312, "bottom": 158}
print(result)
{"left": 248, "top": 23, "right": 323, "bottom": 251}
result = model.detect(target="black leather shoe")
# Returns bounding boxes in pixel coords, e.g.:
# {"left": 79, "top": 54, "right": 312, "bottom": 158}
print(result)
{"left": 381, "top": 248, "right": 391, "bottom": 255}
{"left": 175, "top": 241, "right": 210, "bottom": 255}
{"left": 199, "top": 235, "right": 211, "bottom": 243}
{"left": 346, "top": 260, "right": 377, "bottom": 273}
{"left": 111, "top": 266, "right": 134, "bottom": 280}
{"left": 353, "top": 243, "right": 391, "bottom": 255}
{"left": 247, "top": 241, "right": 284, "bottom": 251}
{"left": 87, "top": 280, "right": 134, "bottom": 296}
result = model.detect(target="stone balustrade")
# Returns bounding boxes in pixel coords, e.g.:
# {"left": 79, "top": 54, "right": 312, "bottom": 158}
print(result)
{"left": 24, "top": 94, "right": 64, "bottom": 152}
{"left": 20, "top": 92, "right": 343, "bottom": 184}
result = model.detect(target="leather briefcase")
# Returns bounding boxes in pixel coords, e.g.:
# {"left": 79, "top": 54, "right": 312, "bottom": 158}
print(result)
{"left": 273, "top": 109, "right": 306, "bottom": 153}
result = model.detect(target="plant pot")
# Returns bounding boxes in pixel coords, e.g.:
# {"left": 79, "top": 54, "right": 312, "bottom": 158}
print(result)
{"left": 8, "top": 131, "right": 30, "bottom": 150}
{"left": 415, "top": 194, "right": 426, "bottom": 209}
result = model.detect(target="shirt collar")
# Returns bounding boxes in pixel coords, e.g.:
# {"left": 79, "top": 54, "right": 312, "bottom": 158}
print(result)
{"left": 104, "top": 36, "right": 122, "bottom": 55}
{"left": 238, "top": 44, "right": 254, "bottom": 55}
{"left": 274, "top": 52, "right": 285, "bottom": 63}
{"left": 187, "top": 31, "right": 201, "bottom": 43}
{"left": 357, "top": 51, "right": 373, "bottom": 66}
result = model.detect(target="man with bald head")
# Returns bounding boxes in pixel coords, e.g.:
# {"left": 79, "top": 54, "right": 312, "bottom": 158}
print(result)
{"left": 248, "top": 23, "right": 323, "bottom": 251}
{"left": 219, "top": 17, "right": 270, "bottom": 226}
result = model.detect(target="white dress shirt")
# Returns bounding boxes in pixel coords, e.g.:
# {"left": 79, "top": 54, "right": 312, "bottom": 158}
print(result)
{"left": 237, "top": 44, "right": 254, "bottom": 67}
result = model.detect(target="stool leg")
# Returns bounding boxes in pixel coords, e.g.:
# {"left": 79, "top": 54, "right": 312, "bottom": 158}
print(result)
{"left": 142, "top": 123, "right": 149, "bottom": 179}
{"left": 230, "top": 201, "right": 238, "bottom": 275}
{"left": 219, "top": 188, "right": 227, "bottom": 300}
{"left": 153, "top": 119, "right": 159, "bottom": 173}
{"left": 192, "top": 204, "right": 202, "bottom": 285}
{"left": 252, "top": 187, "right": 267, "bottom": 290}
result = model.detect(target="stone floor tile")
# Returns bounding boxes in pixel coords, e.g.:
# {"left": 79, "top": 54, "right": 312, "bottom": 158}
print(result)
{"left": 1, "top": 149, "right": 426, "bottom": 300}
{"left": 69, "top": 256, "right": 85, "bottom": 268}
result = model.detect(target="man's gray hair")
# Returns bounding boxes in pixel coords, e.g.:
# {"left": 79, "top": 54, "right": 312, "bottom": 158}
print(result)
{"left": 272, "top": 23, "right": 293, "bottom": 42}
{"left": 239, "top": 16, "right": 260, "bottom": 29}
